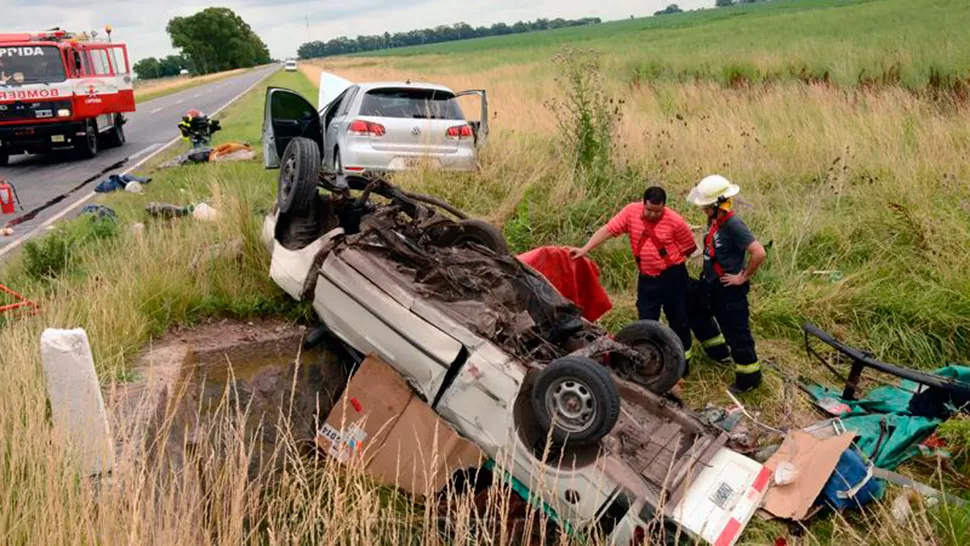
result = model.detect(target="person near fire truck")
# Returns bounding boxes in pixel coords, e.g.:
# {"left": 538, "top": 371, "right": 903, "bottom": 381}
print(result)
{"left": 686, "top": 175, "right": 767, "bottom": 393}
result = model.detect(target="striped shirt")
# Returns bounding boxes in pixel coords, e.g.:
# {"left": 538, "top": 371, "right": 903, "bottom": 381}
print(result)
{"left": 606, "top": 203, "right": 696, "bottom": 276}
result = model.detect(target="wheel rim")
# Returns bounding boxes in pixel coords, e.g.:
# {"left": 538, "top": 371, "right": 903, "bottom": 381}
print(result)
{"left": 614, "top": 340, "right": 665, "bottom": 381}
{"left": 280, "top": 154, "right": 296, "bottom": 202}
{"left": 544, "top": 378, "right": 597, "bottom": 434}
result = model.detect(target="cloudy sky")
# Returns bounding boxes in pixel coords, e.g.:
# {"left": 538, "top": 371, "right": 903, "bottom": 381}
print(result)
{"left": 3, "top": 0, "right": 712, "bottom": 63}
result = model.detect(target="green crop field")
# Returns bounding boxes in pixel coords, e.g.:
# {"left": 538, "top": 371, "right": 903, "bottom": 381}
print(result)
{"left": 357, "top": 0, "right": 970, "bottom": 90}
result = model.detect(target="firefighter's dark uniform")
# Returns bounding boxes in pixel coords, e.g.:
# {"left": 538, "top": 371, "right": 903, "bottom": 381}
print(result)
{"left": 688, "top": 211, "right": 762, "bottom": 392}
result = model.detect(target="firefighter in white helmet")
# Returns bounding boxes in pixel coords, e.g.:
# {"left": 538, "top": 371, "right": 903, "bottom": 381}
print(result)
{"left": 686, "top": 175, "right": 767, "bottom": 393}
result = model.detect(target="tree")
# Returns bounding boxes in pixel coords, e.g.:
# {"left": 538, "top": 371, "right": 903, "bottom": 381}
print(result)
{"left": 654, "top": 4, "right": 684, "bottom": 15}
{"left": 166, "top": 7, "right": 271, "bottom": 75}
{"left": 133, "top": 57, "right": 161, "bottom": 80}
{"left": 296, "top": 16, "right": 602, "bottom": 60}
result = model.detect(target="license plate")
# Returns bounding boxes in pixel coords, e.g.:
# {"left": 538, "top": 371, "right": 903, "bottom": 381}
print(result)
{"left": 710, "top": 482, "right": 735, "bottom": 509}
{"left": 51, "top": 135, "right": 65, "bottom": 143}
{"left": 35, "top": 110, "right": 53, "bottom": 119}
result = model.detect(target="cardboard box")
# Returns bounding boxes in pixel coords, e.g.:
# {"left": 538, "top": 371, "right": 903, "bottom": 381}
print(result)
{"left": 761, "top": 431, "right": 856, "bottom": 521}
{"left": 317, "top": 355, "right": 484, "bottom": 497}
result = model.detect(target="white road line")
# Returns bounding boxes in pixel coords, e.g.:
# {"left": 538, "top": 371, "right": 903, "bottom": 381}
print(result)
{"left": 0, "top": 68, "right": 278, "bottom": 260}
{"left": 175, "top": 98, "right": 184, "bottom": 104}
{"left": 150, "top": 107, "right": 162, "bottom": 114}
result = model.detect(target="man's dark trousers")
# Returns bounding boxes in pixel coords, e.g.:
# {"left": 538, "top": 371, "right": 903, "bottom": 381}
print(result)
{"left": 636, "top": 263, "right": 692, "bottom": 358}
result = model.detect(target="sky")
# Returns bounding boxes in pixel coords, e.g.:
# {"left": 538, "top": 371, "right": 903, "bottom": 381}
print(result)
{"left": 1, "top": 0, "right": 712, "bottom": 63}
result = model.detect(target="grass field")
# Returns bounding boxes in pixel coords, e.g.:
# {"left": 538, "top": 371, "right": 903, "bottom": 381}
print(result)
{"left": 2, "top": 0, "right": 970, "bottom": 543}
{"left": 134, "top": 68, "right": 251, "bottom": 103}
{"left": 355, "top": 0, "right": 970, "bottom": 91}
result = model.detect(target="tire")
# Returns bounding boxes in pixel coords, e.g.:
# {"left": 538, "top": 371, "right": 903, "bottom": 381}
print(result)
{"left": 612, "top": 320, "right": 686, "bottom": 394}
{"left": 103, "top": 116, "right": 126, "bottom": 148}
{"left": 531, "top": 356, "right": 621, "bottom": 446}
{"left": 0, "top": 151, "right": 8, "bottom": 166}
{"left": 277, "top": 137, "right": 320, "bottom": 216}
{"left": 435, "top": 218, "right": 509, "bottom": 254}
{"left": 74, "top": 118, "right": 98, "bottom": 159}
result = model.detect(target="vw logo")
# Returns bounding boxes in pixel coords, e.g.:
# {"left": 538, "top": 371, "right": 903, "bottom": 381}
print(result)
{"left": 410, "top": 126, "right": 421, "bottom": 136}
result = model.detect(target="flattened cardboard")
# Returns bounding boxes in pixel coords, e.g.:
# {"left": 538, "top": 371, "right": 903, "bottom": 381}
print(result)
{"left": 366, "top": 396, "right": 484, "bottom": 495}
{"left": 762, "top": 431, "right": 855, "bottom": 520}
{"left": 317, "top": 354, "right": 484, "bottom": 497}
{"left": 317, "top": 355, "right": 412, "bottom": 461}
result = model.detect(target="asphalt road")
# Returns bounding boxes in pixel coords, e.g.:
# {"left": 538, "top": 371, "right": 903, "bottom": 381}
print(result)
{"left": 0, "top": 65, "right": 278, "bottom": 259}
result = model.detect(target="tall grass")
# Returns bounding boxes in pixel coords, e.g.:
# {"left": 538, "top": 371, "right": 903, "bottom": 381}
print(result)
{"left": 2, "top": 20, "right": 970, "bottom": 545}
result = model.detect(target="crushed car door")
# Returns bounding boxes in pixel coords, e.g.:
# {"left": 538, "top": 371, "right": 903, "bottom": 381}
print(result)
{"left": 263, "top": 87, "right": 323, "bottom": 169}
{"left": 455, "top": 90, "right": 488, "bottom": 147}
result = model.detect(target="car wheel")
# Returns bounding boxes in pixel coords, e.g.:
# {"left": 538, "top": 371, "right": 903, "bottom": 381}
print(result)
{"left": 611, "top": 320, "right": 686, "bottom": 394}
{"left": 103, "top": 116, "right": 126, "bottom": 148}
{"left": 75, "top": 118, "right": 98, "bottom": 159}
{"left": 435, "top": 218, "right": 509, "bottom": 254}
{"left": 277, "top": 137, "right": 320, "bottom": 216}
{"left": 531, "top": 356, "right": 621, "bottom": 446}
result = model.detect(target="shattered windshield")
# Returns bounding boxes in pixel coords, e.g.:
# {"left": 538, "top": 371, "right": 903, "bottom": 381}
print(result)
{"left": 0, "top": 46, "right": 67, "bottom": 85}
{"left": 360, "top": 88, "right": 464, "bottom": 120}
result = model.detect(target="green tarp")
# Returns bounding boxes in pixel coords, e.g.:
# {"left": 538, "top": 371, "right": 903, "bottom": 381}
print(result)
{"left": 806, "top": 365, "right": 970, "bottom": 470}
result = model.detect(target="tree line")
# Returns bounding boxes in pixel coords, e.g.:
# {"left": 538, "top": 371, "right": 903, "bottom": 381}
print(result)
{"left": 297, "top": 17, "right": 601, "bottom": 59}
{"left": 134, "top": 7, "right": 271, "bottom": 80}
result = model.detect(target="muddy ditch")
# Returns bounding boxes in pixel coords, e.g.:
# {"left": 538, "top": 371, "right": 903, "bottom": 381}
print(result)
{"left": 106, "top": 318, "right": 349, "bottom": 484}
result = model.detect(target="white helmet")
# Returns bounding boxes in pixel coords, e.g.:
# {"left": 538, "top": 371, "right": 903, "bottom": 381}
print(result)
{"left": 687, "top": 174, "right": 741, "bottom": 206}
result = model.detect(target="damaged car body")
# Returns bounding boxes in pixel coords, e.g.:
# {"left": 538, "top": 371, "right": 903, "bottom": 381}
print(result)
{"left": 261, "top": 116, "right": 770, "bottom": 543}
{"left": 263, "top": 72, "right": 488, "bottom": 175}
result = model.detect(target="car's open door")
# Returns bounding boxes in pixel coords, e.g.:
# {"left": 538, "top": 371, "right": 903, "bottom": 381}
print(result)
{"left": 263, "top": 87, "right": 324, "bottom": 169}
{"left": 455, "top": 90, "right": 488, "bottom": 147}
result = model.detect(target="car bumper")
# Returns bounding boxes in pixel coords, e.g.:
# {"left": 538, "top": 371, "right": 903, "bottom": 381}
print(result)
{"left": 0, "top": 121, "right": 87, "bottom": 152}
{"left": 341, "top": 143, "right": 477, "bottom": 173}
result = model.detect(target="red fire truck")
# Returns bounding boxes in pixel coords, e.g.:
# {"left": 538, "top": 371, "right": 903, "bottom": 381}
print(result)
{"left": 0, "top": 28, "right": 135, "bottom": 165}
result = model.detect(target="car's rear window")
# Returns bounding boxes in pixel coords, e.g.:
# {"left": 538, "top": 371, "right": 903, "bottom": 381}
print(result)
{"left": 359, "top": 88, "right": 464, "bottom": 120}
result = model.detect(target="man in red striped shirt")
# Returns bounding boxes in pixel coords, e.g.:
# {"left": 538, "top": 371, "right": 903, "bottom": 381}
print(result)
{"left": 572, "top": 187, "right": 697, "bottom": 369}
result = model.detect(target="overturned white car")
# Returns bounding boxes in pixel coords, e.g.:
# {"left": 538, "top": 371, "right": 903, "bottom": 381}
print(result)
{"left": 260, "top": 131, "right": 770, "bottom": 545}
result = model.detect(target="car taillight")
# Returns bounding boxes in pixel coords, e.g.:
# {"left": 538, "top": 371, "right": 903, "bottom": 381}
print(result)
{"left": 446, "top": 125, "right": 473, "bottom": 139}
{"left": 347, "top": 119, "right": 385, "bottom": 137}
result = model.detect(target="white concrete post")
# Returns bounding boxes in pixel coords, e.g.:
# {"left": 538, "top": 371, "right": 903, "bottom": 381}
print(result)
{"left": 40, "top": 328, "right": 114, "bottom": 476}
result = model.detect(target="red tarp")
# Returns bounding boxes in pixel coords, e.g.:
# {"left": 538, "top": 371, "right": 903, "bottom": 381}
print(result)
{"left": 517, "top": 246, "right": 613, "bottom": 322}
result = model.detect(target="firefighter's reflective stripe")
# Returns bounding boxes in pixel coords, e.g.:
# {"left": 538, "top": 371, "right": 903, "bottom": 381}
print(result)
{"left": 702, "top": 334, "right": 727, "bottom": 349}
{"left": 735, "top": 361, "right": 761, "bottom": 374}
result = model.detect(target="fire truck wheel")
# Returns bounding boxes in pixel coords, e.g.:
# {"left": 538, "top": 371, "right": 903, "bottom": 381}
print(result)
{"left": 104, "top": 117, "right": 126, "bottom": 148}
{"left": 75, "top": 119, "right": 98, "bottom": 159}
{"left": 277, "top": 137, "right": 320, "bottom": 216}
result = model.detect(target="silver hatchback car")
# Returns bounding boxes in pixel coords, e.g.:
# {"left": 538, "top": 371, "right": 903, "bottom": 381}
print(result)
{"left": 263, "top": 72, "right": 488, "bottom": 174}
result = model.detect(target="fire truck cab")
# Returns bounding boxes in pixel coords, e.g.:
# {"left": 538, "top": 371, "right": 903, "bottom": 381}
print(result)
{"left": 0, "top": 29, "right": 135, "bottom": 166}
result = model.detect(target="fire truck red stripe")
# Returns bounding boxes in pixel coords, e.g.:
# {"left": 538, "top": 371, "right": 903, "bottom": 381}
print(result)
{"left": 752, "top": 467, "right": 772, "bottom": 493}
{"left": 714, "top": 518, "right": 741, "bottom": 546}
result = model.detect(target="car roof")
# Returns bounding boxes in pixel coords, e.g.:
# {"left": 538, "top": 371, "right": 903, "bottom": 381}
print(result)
{"left": 357, "top": 81, "right": 455, "bottom": 94}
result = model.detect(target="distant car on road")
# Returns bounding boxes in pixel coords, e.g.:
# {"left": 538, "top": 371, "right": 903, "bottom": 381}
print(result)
{"left": 283, "top": 60, "right": 298, "bottom": 72}
{"left": 263, "top": 72, "right": 488, "bottom": 174}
